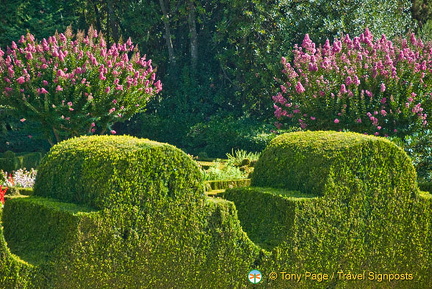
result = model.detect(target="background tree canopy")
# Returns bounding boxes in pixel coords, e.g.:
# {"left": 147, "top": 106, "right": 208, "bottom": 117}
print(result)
{"left": 0, "top": 0, "right": 429, "bottom": 156}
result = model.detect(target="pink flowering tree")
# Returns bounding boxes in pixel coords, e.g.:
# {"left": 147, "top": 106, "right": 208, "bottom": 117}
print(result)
{"left": 0, "top": 27, "right": 162, "bottom": 146}
{"left": 273, "top": 28, "right": 432, "bottom": 138}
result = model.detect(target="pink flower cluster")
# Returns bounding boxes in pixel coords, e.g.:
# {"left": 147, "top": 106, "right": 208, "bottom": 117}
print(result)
{"left": 273, "top": 28, "right": 432, "bottom": 137}
{"left": 0, "top": 27, "right": 162, "bottom": 142}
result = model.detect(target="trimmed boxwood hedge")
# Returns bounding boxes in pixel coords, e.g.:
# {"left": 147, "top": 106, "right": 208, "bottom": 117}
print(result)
{"left": 0, "top": 151, "right": 44, "bottom": 172}
{"left": 252, "top": 131, "right": 418, "bottom": 197}
{"left": 1, "top": 135, "right": 261, "bottom": 288}
{"left": 33, "top": 135, "right": 205, "bottom": 209}
{"left": 1, "top": 132, "right": 431, "bottom": 288}
{"left": 223, "top": 131, "right": 432, "bottom": 288}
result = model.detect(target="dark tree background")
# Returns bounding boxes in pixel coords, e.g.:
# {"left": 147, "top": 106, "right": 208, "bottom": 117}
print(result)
{"left": 0, "top": 0, "right": 428, "bottom": 156}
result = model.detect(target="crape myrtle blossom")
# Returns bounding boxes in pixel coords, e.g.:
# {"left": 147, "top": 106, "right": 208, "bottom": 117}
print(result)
{"left": 273, "top": 28, "right": 432, "bottom": 137}
{"left": 0, "top": 26, "right": 162, "bottom": 145}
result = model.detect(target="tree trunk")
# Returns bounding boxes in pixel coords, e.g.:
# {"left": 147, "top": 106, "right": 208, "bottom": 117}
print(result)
{"left": 159, "top": 0, "right": 176, "bottom": 65}
{"left": 107, "top": 0, "right": 119, "bottom": 43}
{"left": 92, "top": 1, "right": 102, "bottom": 32}
{"left": 187, "top": 0, "right": 198, "bottom": 71}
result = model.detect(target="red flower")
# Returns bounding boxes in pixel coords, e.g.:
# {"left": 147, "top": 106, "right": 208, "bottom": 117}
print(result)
{"left": 0, "top": 186, "right": 8, "bottom": 205}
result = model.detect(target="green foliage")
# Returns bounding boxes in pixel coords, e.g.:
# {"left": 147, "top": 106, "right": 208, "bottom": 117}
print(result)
{"left": 0, "top": 152, "right": 44, "bottom": 172}
{"left": 0, "top": 0, "right": 82, "bottom": 48}
{"left": 390, "top": 130, "right": 432, "bottom": 182}
{"left": 3, "top": 151, "right": 15, "bottom": 159}
{"left": 224, "top": 131, "right": 432, "bottom": 288}
{"left": 18, "top": 153, "right": 44, "bottom": 171}
{"left": 1, "top": 135, "right": 261, "bottom": 288}
{"left": 0, "top": 151, "right": 17, "bottom": 173}
{"left": 204, "top": 179, "right": 251, "bottom": 192}
{"left": 186, "top": 115, "right": 275, "bottom": 158}
{"left": 3, "top": 196, "right": 95, "bottom": 266}
{"left": 221, "top": 187, "right": 309, "bottom": 251}
{"left": 418, "top": 19, "right": 432, "bottom": 41}
{"left": 115, "top": 0, "right": 416, "bottom": 149}
{"left": 16, "top": 187, "right": 34, "bottom": 196}
{"left": 1, "top": 132, "right": 432, "bottom": 287}
{"left": 213, "top": 0, "right": 414, "bottom": 118}
{"left": 34, "top": 135, "right": 204, "bottom": 209}
{"left": 202, "top": 160, "right": 246, "bottom": 181}
{"left": 419, "top": 181, "right": 432, "bottom": 193}
{"left": 226, "top": 149, "right": 261, "bottom": 168}
{"left": 412, "top": 0, "right": 432, "bottom": 40}
{"left": 252, "top": 131, "right": 417, "bottom": 194}
{"left": 0, "top": 224, "right": 36, "bottom": 288}
{"left": 0, "top": 0, "right": 419, "bottom": 153}
{"left": 0, "top": 107, "right": 50, "bottom": 153}
{"left": 290, "top": 0, "right": 413, "bottom": 43}
{"left": 200, "top": 148, "right": 261, "bottom": 181}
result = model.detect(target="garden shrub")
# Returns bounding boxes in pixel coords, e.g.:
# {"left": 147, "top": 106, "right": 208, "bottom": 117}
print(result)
{"left": 221, "top": 187, "right": 315, "bottom": 251}
{"left": 0, "top": 27, "right": 162, "bottom": 146}
{"left": 1, "top": 135, "right": 261, "bottom": 288}
{"left": 0, "top": 152, "right": 44, "bottom": 172}
{"left": 0, "top": 225, "right": 36, "bottom": 288}
{"left": 0, "top": 151, "right": 17, "bottom": 173}
{"left": 204, "top": 179, "right": 251, "bottom": 192}
{"left": 186, "top": 115, "right": 275, "bottom": 158}
{"left": 2, "top": 132, "right": 431, "bottom": 288}
{"left": 273, "top": 29, "right": 432, "bottom": 138}
{"left": 33, "top": 135, "right": 204, "bottom": 209}
{"left": 17, "top": 152, "right": 44, "bottom": 170}
{"left": 223, "top": 131, "right": 432, "bottom": 288}
{"left": 393, "top": 130, "right": 432, "bottom": 183}
{"left": 252, "top": 130, "right": 418, "bottom": 195}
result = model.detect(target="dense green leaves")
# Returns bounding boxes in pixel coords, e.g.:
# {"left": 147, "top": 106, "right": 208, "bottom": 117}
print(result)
{"left": 0, "top": 0, "right": 428, "bottom": 155}
{"left": 224, "top": 131, "right": 432, "bottom": 288}
{"left": 33, "top": 135, "right": 204, "bottom": 209}
{"left": 1, "top": 135, "right": 261, "bottom": 287}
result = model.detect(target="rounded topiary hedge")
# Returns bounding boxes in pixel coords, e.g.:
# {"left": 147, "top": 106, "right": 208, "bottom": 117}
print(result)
{"left": 33, "top": 135, "right": 205, "bottom": 209}
{"left": 252, "top": 131, "right": 418, "bottom": 197}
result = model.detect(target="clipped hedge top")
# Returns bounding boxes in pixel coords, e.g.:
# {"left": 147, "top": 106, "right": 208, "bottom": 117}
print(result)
{"left": 252, "top": 131, "right": 418, "bottom": 197}
{"left": 33, "top": 135, "right": 205, "bottom": 209}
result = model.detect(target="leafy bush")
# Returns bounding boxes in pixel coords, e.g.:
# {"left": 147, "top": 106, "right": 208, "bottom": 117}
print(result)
{"left": 0, "top": 151, "right": 44, "bottom": 172}
{"left": 224, "top": 131, "right": 432, "bottom": 288}
{"left": 1, "top": 131, "right": 432, "bottom": 288}
{"left": 273, "top": 29, "right": 432, "bottom": 138}
{"left": 252, "top": 130, "right": 417, "bottom": 194}
{"left": 202, "top": 160, "right": 246, "bottom": 181}
{"left": 226, "top": 149, "right": 261, "bottom": 168}
{"left": 0, "top": 27, "right": 162, "bottom": 146}
{"left": 389, "top": 130, "right": 432, "bottom": 183}
{"left": 0, "top": 106, "right": 50, "bottom": 153}
{"left": 2, "top": 135, "right": 261, "bottom": 288}
{"left": 201, "top": 149, "right": 260, "bottom": 181}
{"left": 186, "top": 115, "right": 275, "bottom": 158}
{"left": 33, "top": 135, "right": 203, "bottom": 209}
{"left": 0, "top": 151, "right": 16, "bottom": 173}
